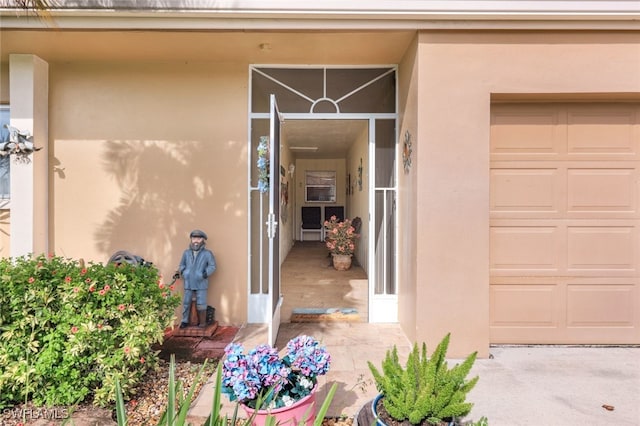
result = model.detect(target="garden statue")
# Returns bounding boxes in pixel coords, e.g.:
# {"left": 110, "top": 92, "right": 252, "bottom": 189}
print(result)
{"left": 173, "top": 229, "right": 217, "bottom": 328}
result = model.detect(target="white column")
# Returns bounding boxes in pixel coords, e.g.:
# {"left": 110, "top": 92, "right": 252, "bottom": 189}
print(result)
{"left": 9, "top": 54, "right": 49, "bottom": 258}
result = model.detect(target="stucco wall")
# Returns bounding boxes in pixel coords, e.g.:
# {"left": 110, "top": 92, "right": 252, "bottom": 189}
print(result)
{"left": 415, "top": 31, "right": 640, "bottom": 357}
{"left": 397, "top": 35, "right": 419, "bottom": 344}
{"left": 50, "top": 60, "right": 249, "bottom": 325}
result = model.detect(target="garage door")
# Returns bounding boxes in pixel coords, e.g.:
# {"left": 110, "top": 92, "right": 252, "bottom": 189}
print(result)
{"left": 490, "top": 102, "right": 640, "bottom": 344}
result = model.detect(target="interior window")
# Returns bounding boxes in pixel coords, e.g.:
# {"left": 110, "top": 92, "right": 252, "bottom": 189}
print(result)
{"left": 305, "top": 171, "right": 336, "bottom": 202}
{"left": 0, "top": 107, "right": 10, "bottom": 200}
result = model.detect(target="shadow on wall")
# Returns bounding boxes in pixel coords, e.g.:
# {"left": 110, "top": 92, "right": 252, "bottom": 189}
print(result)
{"left": 91, "top": 138, "right": 246, "bottom": 323}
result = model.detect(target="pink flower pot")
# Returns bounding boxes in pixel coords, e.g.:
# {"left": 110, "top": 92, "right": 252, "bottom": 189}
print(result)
{"left": 242, "top": 389, "right": 317, "bottom": 426}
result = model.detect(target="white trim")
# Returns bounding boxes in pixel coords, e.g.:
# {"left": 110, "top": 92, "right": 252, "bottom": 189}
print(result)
{"left": 248, "top": 293, "right": 270, "bottom": 323}
{"left": 1, "top": 2, "right": 638, "bottom": 30}
{"left": 248, "top": 65, "right": 400, "bottom": 325}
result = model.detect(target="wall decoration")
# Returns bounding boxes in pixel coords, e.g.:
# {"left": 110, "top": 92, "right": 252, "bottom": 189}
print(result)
{"left": 357, "top": 158, "right": 363, "bottom": 191}
{"left": 403, "top": 130, "right": 413, "bottom": 174}
{"left": 256, "top": 136, "right": 269, "bottom": 193}
{"left": 347, "top": 173, "right": 351, "bottom": 196}
{"left": 0, "top": 124, "right": 41, "bottom": 164}
{"left": 280, "top": 179, "right": 289, "bottom": 223}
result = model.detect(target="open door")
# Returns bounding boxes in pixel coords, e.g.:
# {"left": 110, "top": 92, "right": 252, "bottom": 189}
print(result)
{"left": 267, "top": 94, "right": 282, "bottom": 345}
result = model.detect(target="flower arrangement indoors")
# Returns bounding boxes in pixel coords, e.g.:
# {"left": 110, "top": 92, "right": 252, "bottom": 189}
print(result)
{"left": 324, "top": 215, "right": 359, "bottom": 270}
{"left": 221, "top": 334, "right": 331, "bottom": 420}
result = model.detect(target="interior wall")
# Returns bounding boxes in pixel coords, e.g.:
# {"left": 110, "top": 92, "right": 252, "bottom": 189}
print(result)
{"left": 346, "top": 125, "right": 369, "bottom": 272}
{"left": 294, "top": 158, "right": 346, "bottom": 240}
{"left": 50, "top": 60, "right": 249, "bottom": 325}
{"left": 279, "top": 141, "right": 295, "bottom": 260}
{"left": 415, "top": 30, "right": 640, "bottom": 358}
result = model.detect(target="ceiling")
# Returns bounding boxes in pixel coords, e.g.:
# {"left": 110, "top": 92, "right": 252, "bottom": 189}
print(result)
{"left": 282, "top": 119, "right": 367, "bottom": 159}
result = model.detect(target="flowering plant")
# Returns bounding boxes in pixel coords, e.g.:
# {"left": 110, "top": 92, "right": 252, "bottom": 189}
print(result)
{"left": 324, "top": 216, "right": 359, "bottom": 256}
{"left": 221, "top": 335, "right": 331, "bottom": 410}
{"left": 0, "top": 254, "right": 180, "bottom": 408}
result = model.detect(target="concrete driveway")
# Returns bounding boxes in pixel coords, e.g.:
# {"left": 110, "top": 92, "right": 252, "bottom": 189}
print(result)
{"left": 467, "top": 346, "right": 640, "bottom": 425}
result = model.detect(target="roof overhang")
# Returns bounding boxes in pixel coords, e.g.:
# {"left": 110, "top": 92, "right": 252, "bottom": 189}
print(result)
{"left": 1, "top": 1, "right": 639, "bottom": 30}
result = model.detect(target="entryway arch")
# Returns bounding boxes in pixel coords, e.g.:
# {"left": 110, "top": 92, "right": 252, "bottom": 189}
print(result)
{"left": 248, "top": 66, "right": 398, "bottom": 331}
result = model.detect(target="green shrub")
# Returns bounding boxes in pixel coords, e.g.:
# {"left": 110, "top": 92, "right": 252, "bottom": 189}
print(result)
{"left": 0, "top": 253, "right": 181, "bottom": 408}
{"left": 368, "top": 333, "right": 479, "bottom": 425}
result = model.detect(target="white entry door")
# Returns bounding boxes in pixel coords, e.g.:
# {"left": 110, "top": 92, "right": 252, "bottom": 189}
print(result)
{"left": 267, "top": 94, "right": 283, "bottom": 345}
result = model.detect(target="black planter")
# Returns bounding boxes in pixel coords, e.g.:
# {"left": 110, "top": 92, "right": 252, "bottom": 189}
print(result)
{"left": 356, "top": 394, "right": 463, "bottom": 426}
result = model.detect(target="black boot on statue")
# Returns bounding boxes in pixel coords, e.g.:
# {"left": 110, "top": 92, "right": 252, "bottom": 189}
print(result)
{"left": 197, "top": 310, "right": 207, "bottom": 328}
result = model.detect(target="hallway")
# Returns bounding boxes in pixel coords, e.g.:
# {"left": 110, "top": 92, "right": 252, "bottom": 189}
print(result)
{"left": 279, "top": 241, "right": 368, "bottom": 323}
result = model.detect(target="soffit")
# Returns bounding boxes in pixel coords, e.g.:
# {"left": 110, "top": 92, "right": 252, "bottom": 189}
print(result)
{"left": 0, "top": 30, "right": 416, "bottom": 64}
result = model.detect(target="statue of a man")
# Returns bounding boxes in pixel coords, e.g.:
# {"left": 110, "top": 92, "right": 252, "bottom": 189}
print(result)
{"left": 174, "top": 229, "right": 217, "bottom": 328}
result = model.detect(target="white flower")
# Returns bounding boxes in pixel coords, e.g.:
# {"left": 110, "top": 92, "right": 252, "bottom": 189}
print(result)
{"left": 282, "top": 395, "right": 295, "bottom": 407}
{"left": 299, "top": 377, "right": 313, "bottom": 389}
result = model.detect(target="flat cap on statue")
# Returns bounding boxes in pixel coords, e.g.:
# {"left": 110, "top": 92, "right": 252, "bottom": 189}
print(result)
{"left": 190, "top": 229, "right": 208, "bottom": 240}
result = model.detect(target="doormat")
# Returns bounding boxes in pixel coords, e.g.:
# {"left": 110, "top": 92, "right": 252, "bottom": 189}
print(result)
{"left": 291, "top": 308, "right": 360, "bottom": 322}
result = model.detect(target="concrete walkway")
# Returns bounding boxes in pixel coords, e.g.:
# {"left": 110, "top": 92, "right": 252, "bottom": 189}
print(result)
{"left": 188, "top": 323, "right": 640, "bottom": 425}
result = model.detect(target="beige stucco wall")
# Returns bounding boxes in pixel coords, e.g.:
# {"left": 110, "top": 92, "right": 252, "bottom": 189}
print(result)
{"left": 397, "top": 35, "right": 419, "bottom": 344}
{"left": 50, "top": 60, "right": 249, "bottom": 325}
{"left": 415, "top": 31, "right": 640, "bottom": 357}
{"left": 2, "top": 26, "right": 639, "bottom": 355}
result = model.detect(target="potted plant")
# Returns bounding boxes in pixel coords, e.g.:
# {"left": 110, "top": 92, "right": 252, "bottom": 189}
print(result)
{"left": 221, "top": 335, "right": 331, "bottom": 426}
{"left": 367, "top": 333, "right": 487, "bottom": 426}
{"left": 324, "top": 215, "right": 359, "bottom": 270}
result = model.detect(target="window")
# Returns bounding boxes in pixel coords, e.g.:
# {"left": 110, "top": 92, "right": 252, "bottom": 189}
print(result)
{"left": 0, "top": 107, "right": 10, "bottom": 199}
{"left": 305, "top": 171, "right": 336, "bottom": 202}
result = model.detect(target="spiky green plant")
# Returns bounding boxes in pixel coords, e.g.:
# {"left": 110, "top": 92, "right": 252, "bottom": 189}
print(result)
{"left": 368, "top": 333, "right": 479, "bottom": 425}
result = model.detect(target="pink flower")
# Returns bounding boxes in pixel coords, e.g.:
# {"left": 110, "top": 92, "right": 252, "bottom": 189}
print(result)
{"left": 73, "top": 287, "right": 80, "bottom": 293}
{"left": 118, "top": 304, "right": 125, "bottom": 311}
{"left": 89, "top": 284, "right": 96, "bottom": 292}
{"left": 158, "top": 282, "right": 165, "bottom": 289}
{"left": 85, "top": 278, "right": 91, "bottom": 283}
{"left": 71, "top": 326, "right": 78, "bottom": 334}
{"left": 65, "top": 276, "right": 72, "bottom": 283}
{"left": 80, "top": 268, "right": 87, "bottom": 275}
{"left": 169, "top": 284, "right": 175, "bottom": 291}
{"left": 97, "top": 323, "right": 103, "bottom": 330}
{"left": 103, "top": 284, "right": 111, "bottom": 291}
{"left": 28, "top": 277, "right": 35, "bottom": 284}
{"left": 124, "top": 347, "right": 130, "bottom": 354}
{"left": 99, "top": 289, "right": 106, "bottom": 296}
{"left": 140, "top": 357, "right": 145, "bottom": 363}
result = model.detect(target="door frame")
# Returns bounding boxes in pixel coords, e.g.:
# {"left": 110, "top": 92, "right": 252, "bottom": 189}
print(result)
{"left": 247, "top": 65, "right": 399, "bottom": 329}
